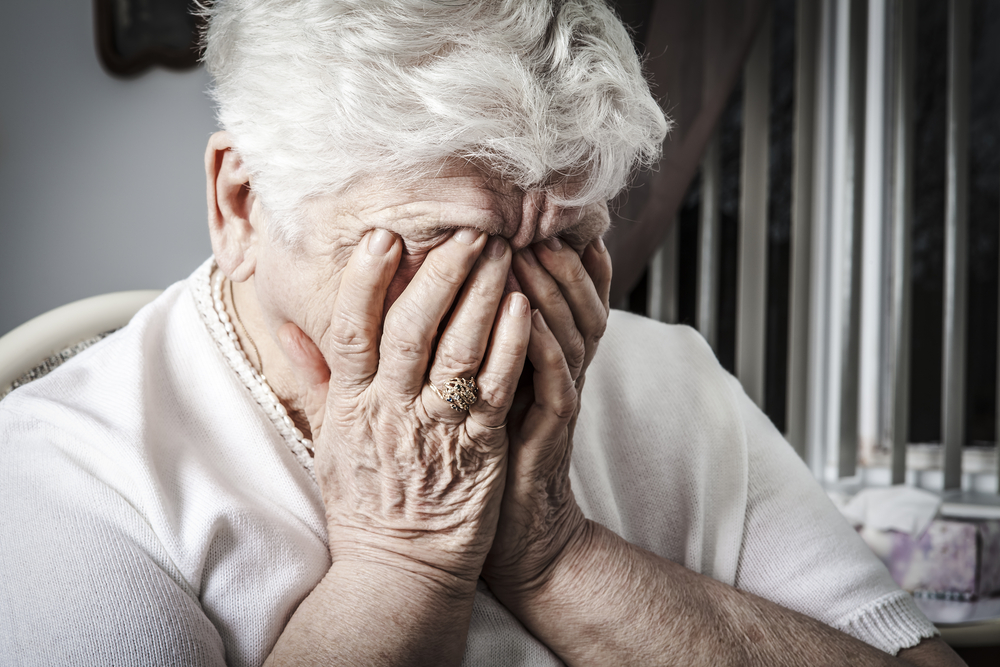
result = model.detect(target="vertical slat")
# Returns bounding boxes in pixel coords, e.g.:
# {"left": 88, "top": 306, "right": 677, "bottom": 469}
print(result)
{"left": 786, "top": 0, "right": 818, "bottom": 459}
{"left": 821, "top": 0, "right": 853, "bottom": 480}
{"left": 806, "top": 0, "right": 836, "bottom": 479}
{"left": 887, "top": 0, "right": 915, "bottom": 485}
{"left": 648, "top": 218, "right": 679, "bottom": 323}
{"left": 942, "top": 0, "right": 970, "bottom": 491}
{"left": 737, "top": 9, "right": 772, "bottom": 408}
{"left": 859, "top": 0, "right": 890, "bottom": 467}
{"left": 827, "top": 0, "right": 866, "bottom": 480}
{"left": 697, "top": 135, "right": 722, "bottom": 349}
{"left": 841, "top": 0, "right": 867, "bottom": 479}
{"left": 806, "top": 0, "right": 866, "bottom": 481}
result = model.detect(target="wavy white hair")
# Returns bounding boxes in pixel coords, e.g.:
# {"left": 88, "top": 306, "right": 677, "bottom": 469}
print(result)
{"left": 201, "top": 0, "right": 669, "bottom": 242}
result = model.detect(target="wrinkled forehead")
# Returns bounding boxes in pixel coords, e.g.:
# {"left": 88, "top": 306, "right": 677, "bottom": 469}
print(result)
{"left": 334, "top": 163, "right": 610, "bottom": 251}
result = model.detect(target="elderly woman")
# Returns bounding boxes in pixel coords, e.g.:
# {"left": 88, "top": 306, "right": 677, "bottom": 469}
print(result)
{"left": 0, "top": 1, "right": 965, "bottom": 666}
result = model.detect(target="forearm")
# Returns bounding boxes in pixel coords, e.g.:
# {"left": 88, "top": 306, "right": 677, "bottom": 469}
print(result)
{"left": 497, "top": 520, "right": 936, "bottom": 667}
{"left": 264, "top": 560, "right": 478, "bottom": 667}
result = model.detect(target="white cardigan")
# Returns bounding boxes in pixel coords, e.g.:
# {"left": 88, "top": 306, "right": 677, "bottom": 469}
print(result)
{"left": 0, "top": 259, "right": 936, "bottom": 666}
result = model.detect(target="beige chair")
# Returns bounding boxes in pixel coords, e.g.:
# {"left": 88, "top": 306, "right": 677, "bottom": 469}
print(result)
{"left": 0, "top": 290, "right": 162, "bottom": 397}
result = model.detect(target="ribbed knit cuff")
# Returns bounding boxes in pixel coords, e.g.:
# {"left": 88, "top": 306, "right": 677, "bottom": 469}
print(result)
{"left": 837, "top": 590, "right": 939, "bottom": 655}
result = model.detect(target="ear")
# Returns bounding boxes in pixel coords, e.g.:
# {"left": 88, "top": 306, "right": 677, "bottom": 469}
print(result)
{"left": 205, "top": 131, "right": 258, "bottom": 282}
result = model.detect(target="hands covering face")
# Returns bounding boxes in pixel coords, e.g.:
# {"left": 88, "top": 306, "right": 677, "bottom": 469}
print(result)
{"left": 276, "top": 218, "right": 612, "bottom": 598}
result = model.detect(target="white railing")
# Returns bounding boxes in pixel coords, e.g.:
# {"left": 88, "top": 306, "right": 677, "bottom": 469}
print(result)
{"left": 643, "top": 0, "right": 999, "bottom": 499}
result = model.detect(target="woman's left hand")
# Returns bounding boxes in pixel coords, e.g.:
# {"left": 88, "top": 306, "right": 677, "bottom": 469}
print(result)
{"left": 481, "top": 219, "right": 612, "bottom": 604}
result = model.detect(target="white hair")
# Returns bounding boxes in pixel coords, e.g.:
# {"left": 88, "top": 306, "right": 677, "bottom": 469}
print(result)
{"left": 201, "top": 0, "right": 669, "bottom": 242}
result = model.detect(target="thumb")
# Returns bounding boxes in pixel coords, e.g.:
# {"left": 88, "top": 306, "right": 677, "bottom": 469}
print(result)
{"left": 277, "top": 322, "right": 331, "bottom": 439}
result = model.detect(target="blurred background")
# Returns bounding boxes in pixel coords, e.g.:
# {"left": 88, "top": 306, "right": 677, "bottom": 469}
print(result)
{"left": 1, "top": 0, "right": 999, "bottom": 660}
{"left": 0, "top": 0, "right": 216, "bottom": 339}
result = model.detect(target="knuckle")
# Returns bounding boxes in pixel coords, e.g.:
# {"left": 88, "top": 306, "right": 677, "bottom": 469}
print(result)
{"left": 564, "top": 335, "right": 586, "bottom": 370}
{"left": 586, "top": 321, "right": 607, "bottom": 348}
{"left": 550, "top": 385, "right": 579, "bottom": 420}
{"left": 424, "top": 257, "right": 467, "bottom": 289}
{"left": 465, "top": 271, "right": 498, "bottom": 298}
{"left": 562, "top": 261, "right": 590, "bottom": 288}
{"left": 326, "top": 317, "right": 376, "bottom": 358}
{"left": 435, "top": 340, "right": 480, "bottom": 373}
{"left": 382, "top": 337, "right": 424, "bottom": 365}
{"left": 543, "top": 343, "right": 568, "bottom": 369}
{"left": 385, "top": 300, "right": 433, "bottom": 338}
{"left": 538, "top": 280, "right": 564, "bottom": 305}
{"left": 477, "top": 364, "right": 521, "bottom": 410}
{"left": 477, "top": 377, "right": 514, "bottom": 410}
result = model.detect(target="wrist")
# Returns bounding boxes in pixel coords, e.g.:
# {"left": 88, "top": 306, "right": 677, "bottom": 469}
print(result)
{"left": 329, "top": 529, "right": 492, "bottom": 591}
{"left": 326, "top": 556, "right": 481, "bottom": 608}
{"left": 483, "top": 509, "right": 595, "bottom": 610}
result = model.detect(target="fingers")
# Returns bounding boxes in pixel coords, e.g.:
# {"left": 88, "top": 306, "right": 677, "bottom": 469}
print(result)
{"left": 512, "top": 247, "right": 583, "bottom": 378}
{"left": 377, "top": 229, "right": 487, "bottom": 397}
{"left": 463, "top": 291, "right": 531, "bottom": 431}
{"left": 322, "top": 229, "right": 402, "bottom": 392}
{"left": 581, "top": 236, "right": 612, "bottom": 314}
{"left": 577, "top": 236, "right": 612, "bottom": 371}
{"left": 513, "top": 236, "right": 610, "bottom": 380}
{"left": 512, "top": 310, "right": 577, "bottom": 471}
{"left": 428, "top": 236, "right": 510, "bottom": 393}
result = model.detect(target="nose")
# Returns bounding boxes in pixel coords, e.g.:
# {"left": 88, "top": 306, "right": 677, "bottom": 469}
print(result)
{"left": 506, "top": 190, "right": 546, "bottom": 251}
{"left": 508, "top": 190, "right": 605, "bottom": 251}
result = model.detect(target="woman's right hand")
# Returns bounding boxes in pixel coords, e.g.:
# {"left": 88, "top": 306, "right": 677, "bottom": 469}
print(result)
{"left": 277, "top": 228, "right": 531, "bottom": 585}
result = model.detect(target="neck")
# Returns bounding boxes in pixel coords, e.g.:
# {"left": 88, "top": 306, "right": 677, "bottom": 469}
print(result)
{"left": 226, "top": 275, "right": 314, "bottom": 439}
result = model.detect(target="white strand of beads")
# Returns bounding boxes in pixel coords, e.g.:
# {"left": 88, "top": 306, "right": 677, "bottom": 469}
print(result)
{"left": 192, "top": 260, "right": 316, "bottom": 480}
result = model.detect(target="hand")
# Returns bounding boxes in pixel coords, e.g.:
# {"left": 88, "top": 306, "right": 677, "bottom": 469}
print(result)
{"left": 277, "top": 228, "right": 531, "bottom": 585}
{"left": 483, "top": 220, "right": 613, "bottom": 602}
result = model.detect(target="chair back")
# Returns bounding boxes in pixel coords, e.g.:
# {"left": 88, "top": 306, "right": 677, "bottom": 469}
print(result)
{"left": 0, "top": 290, "right": 162, "bottom": 396}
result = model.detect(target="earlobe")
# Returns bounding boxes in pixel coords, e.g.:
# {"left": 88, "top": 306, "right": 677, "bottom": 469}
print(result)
{"left": 205, "top": 131, "right": 258, "bottom": 281}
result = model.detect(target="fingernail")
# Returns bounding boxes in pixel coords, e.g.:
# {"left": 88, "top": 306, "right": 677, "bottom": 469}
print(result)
{"left": 453, "top": 228, "right": 481, "bottom": 245}
{"left": 486, "top": 236, "right": 506, "bottom": 260}
{"left": 520, "top": 247, "right": 539, "bottom": 267}
{"left": 509, "top": 292, "right": 529, "bottom": 317}
{"left": 594, "top": 235, "right": 607, "bottom": 253}
{"left": 368, "top": 229, "right": 394, "bottom": 255}
{"left": 544, "top": 236, "right": 563, "bottom": 252}
{"left": 532, "top": 309, "right": 549, "bottom": 332}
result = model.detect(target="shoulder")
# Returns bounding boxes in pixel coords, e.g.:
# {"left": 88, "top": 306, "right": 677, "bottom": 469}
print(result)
{"left": 0, "top": 266, "right": 325, "bottom": 664}
{"left": 601, "top": 309, "right": 718, "bottom": 367}
{"left": 0, "top": 273, "right": 209, "bottom": 541}
{"left": 587, "top": 310, "right": 745, "bottom": 428}
{"left": 0, "top": 267, "right": 236, "bottom": 576}
{"left": 0, "top": 275, "right": 204, "bottom": 451}
{"left": 574, "top": 312, "right": 750, "bottom": 581}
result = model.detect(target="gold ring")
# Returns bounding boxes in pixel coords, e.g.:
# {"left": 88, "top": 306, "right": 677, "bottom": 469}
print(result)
{"left": 429, "top": 377, "right": 478, "bottom": 412}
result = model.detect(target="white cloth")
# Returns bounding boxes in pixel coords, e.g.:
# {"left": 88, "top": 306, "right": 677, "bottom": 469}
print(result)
{"left": 0, "top": 259, "right": 937, "bottom": 666}
{"left": 839, "top": 486, "right": 943, "bottom": 538}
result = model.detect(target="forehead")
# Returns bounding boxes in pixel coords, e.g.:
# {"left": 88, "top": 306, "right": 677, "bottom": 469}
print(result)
{"left": 303, "top": 161, "right": 610, "bottom": 251}
{"left": 351, "top": 167, "right": 523, "bottom": 238}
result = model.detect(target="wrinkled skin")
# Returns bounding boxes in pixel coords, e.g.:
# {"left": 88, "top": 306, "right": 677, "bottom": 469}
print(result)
{"left": 207, "top": 130, "right": 612, "bottom": 595}
{"left": 208, "top": 131, "right": 966, "bottom": 667}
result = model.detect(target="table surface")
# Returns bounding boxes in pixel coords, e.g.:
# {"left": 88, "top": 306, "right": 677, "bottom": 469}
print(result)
{"left": 915, "top": 597, "right": 1000, "bottom": 625}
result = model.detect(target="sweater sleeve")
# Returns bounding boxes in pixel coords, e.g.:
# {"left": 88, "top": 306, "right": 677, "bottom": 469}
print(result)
{"left": 0, "top": 407, "right": 227, "bottom": 667}
{"left": 723, "top": 374, "right": 938, "bottom": 655}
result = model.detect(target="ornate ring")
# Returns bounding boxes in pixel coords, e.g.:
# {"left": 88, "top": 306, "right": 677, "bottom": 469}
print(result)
{"left": 429, "top": 376, "right": 478, "bottom": 412}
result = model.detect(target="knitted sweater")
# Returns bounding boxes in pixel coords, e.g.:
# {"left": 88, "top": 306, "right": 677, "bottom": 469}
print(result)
{"left": 0, "top": 259, "right": 937, "bottom": 666}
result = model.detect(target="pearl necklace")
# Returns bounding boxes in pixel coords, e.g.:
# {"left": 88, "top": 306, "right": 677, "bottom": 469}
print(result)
{"left": 198, "top": 263, "right": 316, "bottom": 478}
